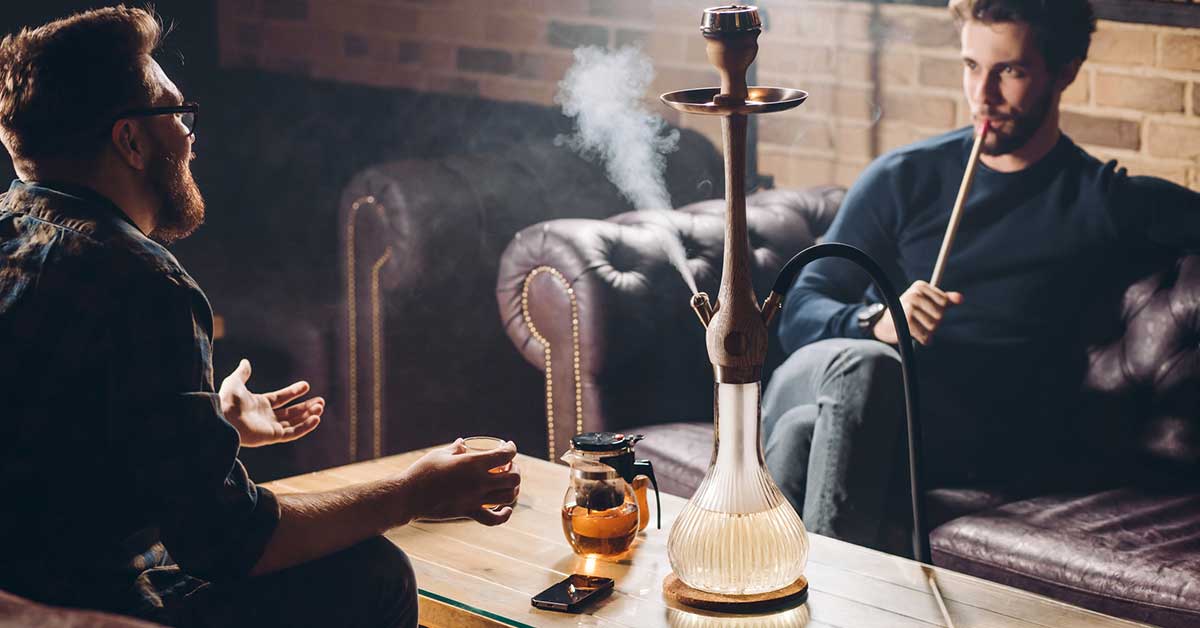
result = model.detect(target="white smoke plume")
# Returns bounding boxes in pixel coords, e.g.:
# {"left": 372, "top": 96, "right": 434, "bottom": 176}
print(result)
{"left": 555, "top": 45, "right": 680, "bottom": 211}
{"left": 556, "top": 45, "right": 699, "bottom": 295}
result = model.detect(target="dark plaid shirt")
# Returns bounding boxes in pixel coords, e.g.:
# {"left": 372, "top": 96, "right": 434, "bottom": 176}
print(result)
{"left": 0, "top": 180, "right": 279, "bottom": 618}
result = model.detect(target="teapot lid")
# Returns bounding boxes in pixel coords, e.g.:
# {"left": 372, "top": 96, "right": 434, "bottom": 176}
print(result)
{"left": 571, "top": 432, "right": 643, "bottom": 452}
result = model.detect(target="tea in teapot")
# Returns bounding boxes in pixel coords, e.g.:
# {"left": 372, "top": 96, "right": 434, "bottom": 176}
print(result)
{"left": 560, "top": 432, "right": 660, "bottom": 559}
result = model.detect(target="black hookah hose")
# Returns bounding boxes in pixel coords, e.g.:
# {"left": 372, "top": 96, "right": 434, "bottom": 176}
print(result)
{"left": 770, "top": 242, "right": 929, "bottom": 564}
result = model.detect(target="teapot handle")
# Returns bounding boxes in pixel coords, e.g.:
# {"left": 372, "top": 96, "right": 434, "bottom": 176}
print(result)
{"left": 633, "top": 459, "right": 662, "bottom": 530}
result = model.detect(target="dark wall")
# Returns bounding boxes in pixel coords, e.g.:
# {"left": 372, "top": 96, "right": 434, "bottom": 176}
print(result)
{"left": 0, "top": 1, "right": 218, "bottom": 182}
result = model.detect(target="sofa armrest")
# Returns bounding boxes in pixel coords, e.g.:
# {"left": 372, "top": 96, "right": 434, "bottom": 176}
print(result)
{"left": 496, "top": 186, "right": 845, "bottom": 460}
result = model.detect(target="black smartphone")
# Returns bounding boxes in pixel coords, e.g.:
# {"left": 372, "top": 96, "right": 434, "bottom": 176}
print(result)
{"left": 530, "top": 574, "right": 615, "bottom": 613}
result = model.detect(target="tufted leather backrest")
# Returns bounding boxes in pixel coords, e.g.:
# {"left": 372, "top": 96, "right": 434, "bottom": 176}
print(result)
{"left": 1077, "top": 255, "right": 1200, "bottom": 477}
{"left": 497, "top": 187, "right": 843, "bottom": 459}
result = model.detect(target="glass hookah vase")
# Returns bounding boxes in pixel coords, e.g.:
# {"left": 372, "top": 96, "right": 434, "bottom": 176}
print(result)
{"left": 660, "top": 5, "right": 811, "bottom": 596}
{"left": 667, "top": 382, "right": 808, "bottom": 595}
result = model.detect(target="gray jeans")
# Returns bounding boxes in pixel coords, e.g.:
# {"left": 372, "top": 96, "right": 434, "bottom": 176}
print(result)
{"left": 762, "top": 339, "right": 909, "bottom": 555}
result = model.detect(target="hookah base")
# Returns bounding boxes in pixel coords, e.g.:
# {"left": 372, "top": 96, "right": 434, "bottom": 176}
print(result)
{"left": 663, "top": 572, "right": 808, "bottom": 614}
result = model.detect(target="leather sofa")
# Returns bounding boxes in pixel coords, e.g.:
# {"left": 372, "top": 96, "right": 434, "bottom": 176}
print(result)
{"left": 336, "top": 131, "right": 723, "bottom": 463}
{"left": 0, "top": 589, "right": 161, "bottom": 627}
{"left": 497, "top": 185, "right": 1200, "bottom": 627}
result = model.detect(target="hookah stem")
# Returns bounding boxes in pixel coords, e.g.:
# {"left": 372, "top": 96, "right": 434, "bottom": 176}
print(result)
{"left": 770, "top": 243, "right": 930, "bottom": 563}
{"left": 930, "top": 122, "right": 990, "bottom": 288}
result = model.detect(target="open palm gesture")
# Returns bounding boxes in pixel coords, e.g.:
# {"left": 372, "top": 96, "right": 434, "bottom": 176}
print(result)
{"left": 219, "top": 359, "right": 324, "bottom": 448}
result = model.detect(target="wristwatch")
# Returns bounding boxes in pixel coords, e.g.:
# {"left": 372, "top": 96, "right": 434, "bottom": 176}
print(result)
{"left": 857, "top": 302, "right": 887, "bottom": 333}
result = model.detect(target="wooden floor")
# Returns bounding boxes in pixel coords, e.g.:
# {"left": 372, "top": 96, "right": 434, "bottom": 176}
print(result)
{"left": 264, "top": 448, "right": 1150, "bottom": 628}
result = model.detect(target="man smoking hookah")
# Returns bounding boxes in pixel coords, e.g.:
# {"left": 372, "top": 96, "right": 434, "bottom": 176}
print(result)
{"left": 763, "top": 0, "right": 1200, "bottom": 556}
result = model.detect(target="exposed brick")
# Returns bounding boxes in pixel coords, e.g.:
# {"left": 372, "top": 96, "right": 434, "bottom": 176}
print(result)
{"left": 457, "top": 47, "right": 515, "bottom": 75}
{"left": 832, "top": 48, "right": 917, "bottom": 85}
{"left": 485, "top": 13, "right": 545, "bottom": 47}
{"left": 836, "top": 8, "right": 873, "bottom": 44}
{"left": 834, "top": 123, "right": 874, "bottom": 158}
{"left": 478, "top": 76, "right": 557, "bottom": 106}
{"left": 1162, "top": 34, "right": 1200, "bottom": 72}
{"left": 1194, "top": 82, "right": 1199, "bottom": 115}
{"left": 1062, "top": 71, "right": 1089, "bottom": 105}
{"left": 427, "top": 74, "right": 480, "bottom": 96}
{"left": 833, "top": 85, "right": 878, "bottom": 122}
{"left": 758, "top": 116, "right": 834, "bottom": 152}
{"left": 219, "top": 0, "right": 258, "bottom": 19}
{"left": 919, "top": 56, "right": 962, "bottom": 90}
{"left": 879, "top": 122, "right": 926, "bottom": 153}
{"left": 235, "top": 23, "right": 263, "bottom": 50}
{"left": 528, "top": 0, "right": 589, "bottom": 16}
{"left": 421, "top": 42, "right": 458, "bottom": 72}
{"left": 256, "top": 54, "right": 311, "bottom": 77}
{"left": 1100, "top": 154, "right": 1190, "bottom": 187}
{"left": 308, "top": 3, "right": 417, "bottom": 36}
{"left": 515, "top": 52, "right": 573, "bottom": 81}
{"left": 884, "top": 13, "right": 957, "bottom": 49}
{"left": 343, "top": 33, "right": 369, "bottom": 58}
{"left": 262, "top": 0, "right": 307, "bottom": 21}
{"left": 685, "top": 36, "right": 710, "bottom": 67}
{"left": 614, "top": 28, "right": 644, "bottom": 49}
{"left": 760, "top": 149, "right": 838, "bottom": 188}
{"left": 418, "top": 10, "right": 487, "bottom": 43}
{"left": 881, "top": 91, "right": 957, "bottom": 128}
{"left": 1095, "top": 72, "right": 1185, "bottom": 113}
{"left": 397, "top": 41, "right": 422, "bottom": 64}
{"left": 547, "top": 21, "right": 608, "bottom": 49}
{"left": 782, "top": 8, "right": 837, "bottom": 43}
{"left": 1089, "top": 27, "right": 1155, "bottom": 66}
{"left": 1060, "top": 111, "right": 1140, "bottom": 150}
{"left": 757, "top": 44, "right": 833, "bottom": 79}
{"left": 1147, "top": 121, "right": 1200, "bottom": 160}
{"left": 588, "top": 0, "right": 641, "bottom": 19}
{"left": 261, "top": 23, "right": 330, "bottom": 59}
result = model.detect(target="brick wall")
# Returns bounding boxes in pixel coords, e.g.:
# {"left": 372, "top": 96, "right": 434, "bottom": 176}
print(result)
{"left": 218, "top": 0, "right": 1200, "bottom": 191}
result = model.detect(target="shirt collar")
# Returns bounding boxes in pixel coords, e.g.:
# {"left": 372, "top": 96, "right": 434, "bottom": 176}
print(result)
{"left": 6, "top": 179, "right": 145, "bottom": 234}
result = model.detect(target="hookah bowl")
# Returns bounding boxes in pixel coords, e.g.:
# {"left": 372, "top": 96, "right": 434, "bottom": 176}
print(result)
{"left": 660, "top": 5, "right": 812, "bottom": 602}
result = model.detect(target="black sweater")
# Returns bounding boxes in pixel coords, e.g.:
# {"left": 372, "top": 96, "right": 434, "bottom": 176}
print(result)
{"left": 779, "top": 127, "right": 1200, "bottom": 422}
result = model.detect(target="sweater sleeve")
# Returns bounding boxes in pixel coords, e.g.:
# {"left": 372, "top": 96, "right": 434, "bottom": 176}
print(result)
{"left": 1108, "top": 167, "right": 1200, "bottom": 253}
{"left": 777, "top": 155, "right": 903, "bottom": 353}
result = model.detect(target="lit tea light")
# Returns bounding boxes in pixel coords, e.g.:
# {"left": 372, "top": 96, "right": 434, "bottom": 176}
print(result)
{"left": 583, "top": 556, "right": 597, "bottom": 574}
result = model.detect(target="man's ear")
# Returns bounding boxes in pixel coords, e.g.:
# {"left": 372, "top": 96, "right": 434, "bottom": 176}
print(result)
{"left": 110, "top": 119, "right": 148, "bottom": 171}
{"left": 1055, "top": 58, "right": 1083, "bottom": 93}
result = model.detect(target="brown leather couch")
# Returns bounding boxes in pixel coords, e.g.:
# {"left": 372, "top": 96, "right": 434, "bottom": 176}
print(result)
{"left": 337, "top": 131, "right": 723, "bottom": 465}
{"left": 497, "top": 185, "right": 1200, "bottom": 627}
{"left": 0, "top": 589, "right": 161, "bottom": 628}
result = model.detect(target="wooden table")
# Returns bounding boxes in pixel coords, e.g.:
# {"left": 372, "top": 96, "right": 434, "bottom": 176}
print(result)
{"left": 264, "top": 448, "right": 1149, "bottom": 628}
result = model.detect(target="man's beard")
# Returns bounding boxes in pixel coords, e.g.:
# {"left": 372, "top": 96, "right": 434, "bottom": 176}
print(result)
{"left": 148, "top": 151, "right": 205, "bottom": 245}
{"left": 981, "top": 85, "right": 1054, "bottom": 156}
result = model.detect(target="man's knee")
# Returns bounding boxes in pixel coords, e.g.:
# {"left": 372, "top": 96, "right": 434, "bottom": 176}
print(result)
{"left": 349, "top": 537, "right": 418, "bottom": 627}
{"left": 824, "top": 339, "right": 901, "bottom": 384}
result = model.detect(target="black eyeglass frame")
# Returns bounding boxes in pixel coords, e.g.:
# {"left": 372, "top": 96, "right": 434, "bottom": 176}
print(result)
{"left": 112, "top": 102, "right": 199, "bottom": 137}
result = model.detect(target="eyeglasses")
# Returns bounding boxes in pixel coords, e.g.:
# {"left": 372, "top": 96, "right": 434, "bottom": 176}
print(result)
{"left": 113, "top": 102, "right": 199, "bottom": 137}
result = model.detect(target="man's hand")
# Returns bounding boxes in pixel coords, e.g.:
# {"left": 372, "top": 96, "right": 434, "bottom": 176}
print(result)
{"left": 399, "top": 439, "right": 521, "bottom": 526}
{"left": 872, "top": 281, "right": 964, "bottom": 345}
{"left": 219, "top": 359, "right": 324, "bottom": 448}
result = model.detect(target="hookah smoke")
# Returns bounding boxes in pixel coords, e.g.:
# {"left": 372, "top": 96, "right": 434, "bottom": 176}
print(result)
{"left": 556, "top": 45, "right": 699, "bottom": 295}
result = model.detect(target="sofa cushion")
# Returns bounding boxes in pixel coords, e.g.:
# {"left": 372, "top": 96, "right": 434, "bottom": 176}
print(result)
{"left": 930, "top": 489, "right": 1200, "bottom": 628}
{"left": 0, "top": 589, "right": 161, "bottom": 627}
{"left": 635, "top": 422, "right": 712, "bottom": 498}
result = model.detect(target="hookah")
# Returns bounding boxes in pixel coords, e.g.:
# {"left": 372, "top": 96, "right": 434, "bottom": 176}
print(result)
{"left": 660, "top": 5, "right": 927, "bottom": 611}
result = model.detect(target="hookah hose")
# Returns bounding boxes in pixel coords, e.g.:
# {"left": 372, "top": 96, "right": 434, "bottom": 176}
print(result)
{"left": 769, "top": 242, "right": 929, "bottom": 564}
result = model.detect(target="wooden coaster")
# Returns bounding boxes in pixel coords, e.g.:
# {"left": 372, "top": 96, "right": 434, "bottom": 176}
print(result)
{"left": 663, "top": 573, "right": 808, "bottom": 614}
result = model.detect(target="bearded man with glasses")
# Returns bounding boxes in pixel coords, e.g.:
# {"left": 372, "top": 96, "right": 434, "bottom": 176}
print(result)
{"left": 0, "top": 7, "right": 520, "bottom": 628}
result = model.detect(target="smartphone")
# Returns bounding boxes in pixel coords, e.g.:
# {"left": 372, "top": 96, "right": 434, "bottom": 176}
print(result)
{"left": 530, "top": 574, "right": 615, "bottom": 613}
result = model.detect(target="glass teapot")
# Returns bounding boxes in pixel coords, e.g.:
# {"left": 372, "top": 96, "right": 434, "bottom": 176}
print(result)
{"left": 560, "top": 432, "right": 661, "bottom": 559}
